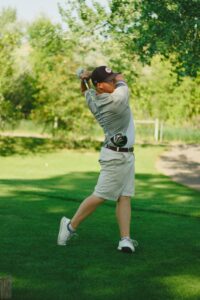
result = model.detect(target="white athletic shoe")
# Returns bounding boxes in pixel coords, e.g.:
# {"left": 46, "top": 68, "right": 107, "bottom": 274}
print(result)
{"left": 57, "top": 217, "right": 75, "bottom": 246}
{"left": 117, "top": 238, "right": 138, "bottom": 253}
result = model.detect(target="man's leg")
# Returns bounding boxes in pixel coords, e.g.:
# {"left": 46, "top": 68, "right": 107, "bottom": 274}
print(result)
{"left": 70, "top": 194, "right": 105, "bottom": 229}
{"left": 116, "top": 196, "right": 131, "bottom": 238}
{"left": 57, "top": 194, "right": 104, "bottom": 245}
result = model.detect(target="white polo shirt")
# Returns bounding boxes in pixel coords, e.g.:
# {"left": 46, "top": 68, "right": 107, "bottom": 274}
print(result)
{"left": 85, "top": 81, "right": 135, "bottom": 147}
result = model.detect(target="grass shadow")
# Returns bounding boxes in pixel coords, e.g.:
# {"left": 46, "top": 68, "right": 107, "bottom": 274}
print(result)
{"left": 0, "top": 136, "right": 102, "bottom": 156}
{"left": 0, "top": 170, "right": 199, "bottom": 218}
{"left": 0, "top": 171, "right": 200, "bottom": 299}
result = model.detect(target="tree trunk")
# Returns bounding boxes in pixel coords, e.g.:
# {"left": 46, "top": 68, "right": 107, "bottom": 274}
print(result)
{"left": 0, "top": 277, "right": 12, "bottom": 299}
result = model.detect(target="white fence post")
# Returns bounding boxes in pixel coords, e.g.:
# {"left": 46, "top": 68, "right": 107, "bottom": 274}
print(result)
{"left": 54, "top": 116, "right": 58, "bottom": 129}
{"left": 134, "top": 119, "right": 161, "bottom": 142}
{"left": 159, "top": 122, "right": 164, "bottom": 142}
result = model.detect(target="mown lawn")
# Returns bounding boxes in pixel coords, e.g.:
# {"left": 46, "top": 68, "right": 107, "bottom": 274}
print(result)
{"left": 0, "top": 145, "right": 199, "bottom": 300}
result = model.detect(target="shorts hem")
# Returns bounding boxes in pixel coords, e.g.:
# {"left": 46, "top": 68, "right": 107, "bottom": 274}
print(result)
{"left": 121, "top": 193, "right": 135, "bottom": 197}
{"left": 93, "top": 192, "right": 118, "bottom": 202}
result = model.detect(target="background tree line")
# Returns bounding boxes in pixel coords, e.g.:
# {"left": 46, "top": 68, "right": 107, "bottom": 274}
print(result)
{"left": 0, "top": 0, "right": 199, "bottom": 137}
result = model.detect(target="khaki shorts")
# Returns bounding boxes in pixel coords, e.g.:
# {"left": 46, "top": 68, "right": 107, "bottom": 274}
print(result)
{"left": 93, "top": 147, "right": 135, "bottom": 201}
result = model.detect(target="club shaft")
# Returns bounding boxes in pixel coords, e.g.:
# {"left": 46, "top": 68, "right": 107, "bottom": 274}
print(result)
{"left": 84, "top": 79, "right": 90, "bottom": 90}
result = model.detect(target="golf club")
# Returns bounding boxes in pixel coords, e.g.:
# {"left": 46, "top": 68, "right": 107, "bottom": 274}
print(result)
{"left": 76, "top": 67, "right": 90, "bottom": 90}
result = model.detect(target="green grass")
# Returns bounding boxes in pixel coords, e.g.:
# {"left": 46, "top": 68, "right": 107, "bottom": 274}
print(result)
{"left": 134, "top": 124, "right": 200, "bottom": 143}
{"left": 1, "top": 119, "right": 200, "bottom": 143}
{"left": 160, "top": 125, "right": 200, "bottom": 143}
{"left": 0, "top": 145, "right": 200, "bottom": 300}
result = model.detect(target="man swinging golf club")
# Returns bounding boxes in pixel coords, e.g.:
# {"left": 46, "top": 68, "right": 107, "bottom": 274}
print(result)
{"left": 57, "top": 65, "right": 138, "bottom": 253}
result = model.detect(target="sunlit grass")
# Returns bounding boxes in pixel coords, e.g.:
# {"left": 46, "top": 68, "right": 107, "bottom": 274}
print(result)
{"left": 0, "top": 145, "right": 199, "bottom": 299}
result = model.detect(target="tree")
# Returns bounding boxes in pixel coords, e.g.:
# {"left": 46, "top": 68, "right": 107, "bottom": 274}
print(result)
{"left": 58, "top": 0, "right": 200, "bottom": 126}
{"left": 28, "top": 17, "right": 94, "bottom": 135}
{"left": 0, "top": 7, "right": 22, "bottom": 128}
{"left": 109, "top": 0, "right": 200, "bottom": 78}
{"left": 4, "top": 72, "right": 37, "bottom": 118}
{"left": 0, "top": 6, "right": 17, "bottom": 29}
{"left": 130, "top": 56, "right": 200, "bottom": 125}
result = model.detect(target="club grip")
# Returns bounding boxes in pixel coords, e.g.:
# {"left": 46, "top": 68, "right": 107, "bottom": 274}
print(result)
{"left": 76, "top": 67, "right": 84, "bottom": 79}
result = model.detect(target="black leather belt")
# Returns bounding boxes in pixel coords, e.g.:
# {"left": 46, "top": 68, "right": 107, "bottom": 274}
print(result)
{"left": 105, "top": 145, "right": 134, "bottom": 153}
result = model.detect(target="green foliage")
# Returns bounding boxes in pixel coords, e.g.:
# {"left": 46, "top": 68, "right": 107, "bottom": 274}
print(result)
{"left": 0, "top": 7, "right": 22, "bottom": 128}
{"left": 161, "top": 125, "right": 200, "bottom": 143}
{"left": 58, "top": 0, "right": 109, "bottom": 67}
{"left": 0, "top": 94, "right": 20, "bottom": 129}
{"left": 28, "top": 18, "right": 68, "bottom": 59}
{"left": 109, "top": 0, "right": 200, "bottom": 78}
{"left": 0, "top": 7, "right": 17, "bottom": 29}
{"left": 0, "top": 8, "right": 20, "bottom": 93}
{"left": 4, "top": 72, "right": 37, "bottom": 118}
{"left": 0, "top": 3, "right": 199, "bottom": 135}
{"left": 27, "top": 17, "right": 95, "bottom": 135}
{"left": 58, "top": 0, "right": 200, "bottom": 126}
{"left": 0, "top": 136, "right": 101, "bottom": 156}
{"left": 131, "top": 56, "right": 200, "bottom": 125}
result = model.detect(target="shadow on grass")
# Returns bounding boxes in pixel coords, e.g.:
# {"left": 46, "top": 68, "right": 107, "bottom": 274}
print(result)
{"left": 0, "top": 136, "right": 101, "bottom": 156}
{"left": 0, "top": 171, "right": 199, "bottom": 218}
{"left": 0, "top": 136, "right": 169, "bottom": 157}
{"left": 0, "top": 171, "right": 200, "bottom": 299}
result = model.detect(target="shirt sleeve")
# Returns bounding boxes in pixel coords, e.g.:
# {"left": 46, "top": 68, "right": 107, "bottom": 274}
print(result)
{"left": 115, "top": 80, "right": 128, "bottom": 89}
{"left": 111, "top": 81, "right": 129, "bottom": 107}
{"left": 85, "top": 89, "right": 97, "bottom": 114}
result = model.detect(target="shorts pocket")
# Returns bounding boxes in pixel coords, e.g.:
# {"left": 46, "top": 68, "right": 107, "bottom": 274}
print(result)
{"left": 99, "top": 147, "right": 123, "bottom": 162}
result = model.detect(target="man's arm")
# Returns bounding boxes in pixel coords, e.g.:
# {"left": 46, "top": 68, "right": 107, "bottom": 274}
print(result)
{"left": 113, "top": 74, "right": 127, "bottom": 88}
{"left": 79, "top": 70, "right": 97, "bottom": 114}
{"left": 111, "top": 73, "right": 129, "bottom": 108}
{"left": 114, "top": 74, "right": 125, "bottom": 82}
{"left": 80, "top": 70, "right": 92, "bottom": 93}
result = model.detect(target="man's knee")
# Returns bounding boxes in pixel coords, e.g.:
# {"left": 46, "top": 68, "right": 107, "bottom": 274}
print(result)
{"left": 118, "top": 195, "right": 131, "bottom": 202}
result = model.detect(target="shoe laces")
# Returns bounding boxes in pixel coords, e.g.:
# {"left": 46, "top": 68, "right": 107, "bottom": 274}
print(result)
{"left": 131, "top": 239, "right": 139, "bottom": 247}
{"left": 122, "top": 237, "right": 139, "bottom": 247}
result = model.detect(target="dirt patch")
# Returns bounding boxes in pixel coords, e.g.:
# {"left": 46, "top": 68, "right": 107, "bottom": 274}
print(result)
{"left": 156, "top": 144, "right": 200, "bottom": 191}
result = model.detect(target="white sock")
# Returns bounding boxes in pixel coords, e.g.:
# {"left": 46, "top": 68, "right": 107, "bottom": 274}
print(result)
{"left": 67, "top": 222, "right": 75, "bottom": 233}
{"left": 121, "top": 236, "right": 130, "bottom": 240}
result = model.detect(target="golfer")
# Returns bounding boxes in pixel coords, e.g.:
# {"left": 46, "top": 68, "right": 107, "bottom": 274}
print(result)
{"left": 57, "top": 66, "right": 138, "bottom": 253}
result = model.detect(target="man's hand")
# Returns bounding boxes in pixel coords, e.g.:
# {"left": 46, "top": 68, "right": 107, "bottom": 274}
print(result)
{"left": 114, "top": 74, "right": 125, "bottom": 82}
{"left": 80, "top": 71, "right": 92, "bottom": 93}
{"left": 80, "top": 70, "right": 91, "bottom": 81}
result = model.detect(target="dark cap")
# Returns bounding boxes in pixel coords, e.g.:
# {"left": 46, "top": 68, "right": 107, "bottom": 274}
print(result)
{"left": 91, "top": 66, "right": 119, "bottom": 86}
